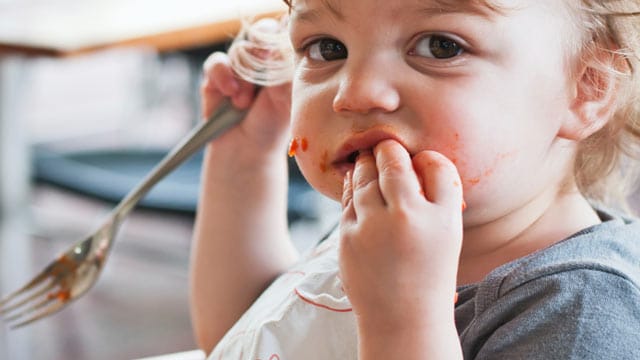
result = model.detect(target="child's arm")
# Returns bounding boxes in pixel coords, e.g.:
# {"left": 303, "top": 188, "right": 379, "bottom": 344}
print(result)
{"left": 189, "top": 52, "right": 299, "bottom": 352}
{"left": 340, "top": 140, "right": 464, "bottom": 359}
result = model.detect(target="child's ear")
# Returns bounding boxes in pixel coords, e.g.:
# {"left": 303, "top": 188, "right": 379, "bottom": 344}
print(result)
{"left": 559, "top": 51, "right": 621, "bottom": 141}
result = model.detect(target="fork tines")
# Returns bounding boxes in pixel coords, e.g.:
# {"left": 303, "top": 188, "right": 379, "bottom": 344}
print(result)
{"left": 0, "top": 269, "right": 66, "bottom": 328}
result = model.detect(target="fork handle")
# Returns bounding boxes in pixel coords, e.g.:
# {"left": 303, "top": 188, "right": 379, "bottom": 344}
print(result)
{"left": 111, "top": 99, "right": 247, "bottom": 220}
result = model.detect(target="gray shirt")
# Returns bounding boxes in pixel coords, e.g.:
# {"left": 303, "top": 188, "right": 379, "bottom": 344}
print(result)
{"left": 456, "top": 209, "right": 640, "bottom": 359}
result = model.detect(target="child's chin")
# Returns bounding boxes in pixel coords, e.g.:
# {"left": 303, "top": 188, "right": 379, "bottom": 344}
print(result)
{"left": 313, "top": 182, "right": 344, "bottom": 203}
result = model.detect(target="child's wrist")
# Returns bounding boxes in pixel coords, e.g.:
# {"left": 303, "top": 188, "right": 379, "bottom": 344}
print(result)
{"left": 357, "top": 314, "right": 454, "bottom": 337}
{"left": 357, "top": 319, "right": 460, "bottom": 359}
{"left": 354, "top": 296, "right": 457, "bottom": 338}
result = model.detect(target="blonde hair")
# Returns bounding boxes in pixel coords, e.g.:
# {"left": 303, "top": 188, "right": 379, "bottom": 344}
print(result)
{"left": 232, "top": 0, "right": 640, "bottom": 210}
{"left": 567, "top": 1, "right": 640, "bottom": 210}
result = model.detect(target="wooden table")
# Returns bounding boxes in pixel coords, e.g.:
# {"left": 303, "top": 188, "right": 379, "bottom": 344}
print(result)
{"left": 0, "top": 0, "right": 287, "bottom": 56}
{"left": 0, "top": 1, "right": 286, "bottom": 358}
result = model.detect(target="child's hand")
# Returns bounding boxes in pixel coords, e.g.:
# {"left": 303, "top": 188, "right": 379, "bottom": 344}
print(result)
{"left": 191, "top": 23, "right": 295, "bottom": 350}
{"left": 200, "top": 49, "right": 291, "bottom": 157}
{"left": 339, "top": 139, "right": 463, "bottom": 335}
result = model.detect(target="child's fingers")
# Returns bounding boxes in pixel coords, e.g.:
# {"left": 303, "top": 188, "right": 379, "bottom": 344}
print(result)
{"left": 341, "top": 171, "right": 353, "bottom": 209}
{"left": 373, "top": 140, "right": 423, "bottom": 207}
{"left": 351, "top": 150, "right": 385, "bottom": 214}
{"left": 202, "top": 52, "right": 239, "bottom": 94}
{"left": 201, "top": 52, "right": 256, "bottom": 117}
{"left": 200, "top": 79, "right": 224, "bottom": 120}
{"left": 341, "top": 171, "right": 356, "bottom": 222}
{"left": 412, "top": 150, "right": 463, "bottom": 210}
{"left": 201, "top": 53, "right": 232, "bottom": 118}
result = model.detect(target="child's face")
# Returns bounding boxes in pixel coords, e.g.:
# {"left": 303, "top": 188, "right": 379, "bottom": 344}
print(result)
{"left": 288, "top": 0, "right": 580, "bottom": 225}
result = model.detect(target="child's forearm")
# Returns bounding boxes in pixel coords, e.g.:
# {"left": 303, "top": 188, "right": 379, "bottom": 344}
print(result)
{"left": 189, "top": 144, "right": 299, "bottom": 352}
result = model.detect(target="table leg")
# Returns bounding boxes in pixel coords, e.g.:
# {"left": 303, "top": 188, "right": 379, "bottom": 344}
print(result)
{"left": 0, "top": 55, "right": 30, "bottom": 217}
{"left": 0, "top": 55, "right": 34, "bottom": 359}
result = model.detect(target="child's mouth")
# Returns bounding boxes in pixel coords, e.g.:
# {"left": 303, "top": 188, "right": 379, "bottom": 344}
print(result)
{"left": 332, "top": 150, "right": 363, "bottom": 175}
{"left": 346, "top": 151, "right": 359, "bottom": 164}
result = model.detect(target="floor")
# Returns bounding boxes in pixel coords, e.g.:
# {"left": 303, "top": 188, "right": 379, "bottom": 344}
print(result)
{"left": 0, "top": 47, "right": 339, "bottom": 359}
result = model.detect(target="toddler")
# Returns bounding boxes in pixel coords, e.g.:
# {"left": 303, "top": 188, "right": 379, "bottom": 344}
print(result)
{"left": 190, "top": 0, "right": 640, "bottom": 358}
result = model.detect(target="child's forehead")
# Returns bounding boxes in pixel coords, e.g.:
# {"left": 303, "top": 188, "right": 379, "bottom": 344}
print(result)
{"left": 420, "top": 0, "right": 503, "bottom": 13}
{"left": 290, "top": 0, "right": 505, "bottom": 15}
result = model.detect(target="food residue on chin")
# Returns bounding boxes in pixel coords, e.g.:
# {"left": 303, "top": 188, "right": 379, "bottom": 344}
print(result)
{"left": 288, "top": 137, "right": 309, "bottom": 157}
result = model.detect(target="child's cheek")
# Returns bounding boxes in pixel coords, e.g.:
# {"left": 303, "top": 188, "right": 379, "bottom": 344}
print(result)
{"left": 319, "top": 150, "right": 330, "bottom": 174}
{"left": 426, "top": 131, "right": 470, "bottom": 184}
{"left": 454, "top": 151, "right": 519, "bottom": 210}
{"left": 289, "top": 135, "right": 334, "bottom": 176}
{"left": 288, "top": 136, "right": 339, "bottom": 198}
{"left": 428, "top": 132, "right": 516, "bottom": 192}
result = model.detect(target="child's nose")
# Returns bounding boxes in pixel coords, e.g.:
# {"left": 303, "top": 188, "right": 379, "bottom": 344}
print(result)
{"left": 332, "top": 58, "right": 400, "bottom": 115}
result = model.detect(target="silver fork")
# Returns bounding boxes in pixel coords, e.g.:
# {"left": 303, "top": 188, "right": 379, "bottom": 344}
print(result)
{"left": 0, "top": 99, "right": 246, "bottom": 328}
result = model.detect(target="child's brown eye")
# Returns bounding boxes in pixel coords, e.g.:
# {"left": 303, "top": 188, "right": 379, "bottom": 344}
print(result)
{"left": 308, "top": 38, "right": 348, "bottom": 61}
{"left": 412, "top": 34, "right": 463, "bottom": 59}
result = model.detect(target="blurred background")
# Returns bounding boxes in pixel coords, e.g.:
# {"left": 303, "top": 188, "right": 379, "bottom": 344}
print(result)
{"left": 0, "top": 0, "right": 339, "bottom": 359}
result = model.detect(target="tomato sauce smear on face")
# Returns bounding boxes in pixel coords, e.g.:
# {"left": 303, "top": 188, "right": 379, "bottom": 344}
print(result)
{"left": 288, "top": 137, "right": 309, "bottom": 157}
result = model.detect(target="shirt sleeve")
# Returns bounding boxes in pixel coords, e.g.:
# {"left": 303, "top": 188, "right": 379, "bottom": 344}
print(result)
{"left": 464, "top": 268, "right": 640, "bottom": 360}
